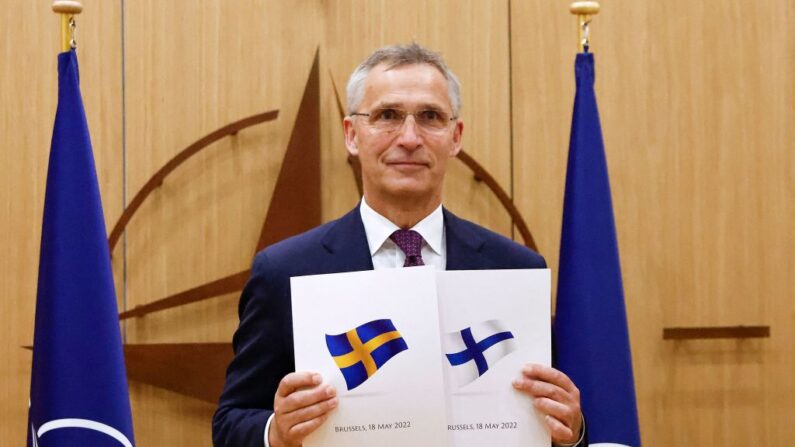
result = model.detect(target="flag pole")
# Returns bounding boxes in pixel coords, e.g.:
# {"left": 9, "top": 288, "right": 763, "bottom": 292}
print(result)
{"left": 569, "top": 1, "right": 600, "bottom": 53}
{"left": 52, "top": 1, "right": 82, "bottom": 52}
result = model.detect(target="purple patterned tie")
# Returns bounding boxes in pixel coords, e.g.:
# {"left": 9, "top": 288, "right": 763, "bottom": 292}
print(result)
{"left": 390, "top": 229, "right": 425, "bottom": 267}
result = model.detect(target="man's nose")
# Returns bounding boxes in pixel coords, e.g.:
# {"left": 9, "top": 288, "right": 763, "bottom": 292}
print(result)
{"left": 395, "top": 115, "right": 422, "bottom": 150}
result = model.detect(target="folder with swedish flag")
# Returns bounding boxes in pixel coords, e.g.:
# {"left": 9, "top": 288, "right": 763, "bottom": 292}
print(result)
{"left": 291, "top": 267, "right": 448, "bottom": 446}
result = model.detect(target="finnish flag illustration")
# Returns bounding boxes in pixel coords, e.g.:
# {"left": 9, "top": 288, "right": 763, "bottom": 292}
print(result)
{"left": 443, "top": 319, "right": 517, "bottom": 386}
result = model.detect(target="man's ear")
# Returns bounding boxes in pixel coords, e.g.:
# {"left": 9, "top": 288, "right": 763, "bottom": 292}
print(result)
{"left": 343, "top": 117, "right": 359, "bottom": 156}
{"left": 450, "top": 120, "right": 464, "bottom": 156}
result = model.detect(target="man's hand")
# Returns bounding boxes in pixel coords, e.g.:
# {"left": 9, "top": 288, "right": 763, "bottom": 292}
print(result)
{"left": 268, "top": 371, "right": 338, "bottom": 447}
{"left": 512, "top": 364, "right": 583, "bottom": 445}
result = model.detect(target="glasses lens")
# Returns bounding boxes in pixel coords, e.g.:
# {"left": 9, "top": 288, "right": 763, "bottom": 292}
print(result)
{"left": 416, "top": 110, "right": 449, "bottom": 130}
{"left": 369, "top": 108, "right": 406, "bottom": 132}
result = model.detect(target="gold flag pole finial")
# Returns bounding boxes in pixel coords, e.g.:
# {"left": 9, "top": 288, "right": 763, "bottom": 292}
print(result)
{"left": 570, "top": 1, "right": 600, "bottom": 53}
{"left": 52, "top": 1, "right": 83, "bottom": 52}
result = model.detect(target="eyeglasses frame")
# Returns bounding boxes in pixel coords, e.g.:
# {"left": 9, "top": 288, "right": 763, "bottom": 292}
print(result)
{"left": 349, "top": 109, "right": 458, "bottom": 133}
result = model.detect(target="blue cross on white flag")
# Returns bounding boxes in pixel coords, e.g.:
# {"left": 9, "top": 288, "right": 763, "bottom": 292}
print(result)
{"left": 443, "top": 319, "right": 517, "bottom": 387}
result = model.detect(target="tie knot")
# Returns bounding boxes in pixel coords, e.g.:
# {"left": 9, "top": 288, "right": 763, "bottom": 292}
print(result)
{"left": 390, "top": 229, "right": 425, "bottom": 267}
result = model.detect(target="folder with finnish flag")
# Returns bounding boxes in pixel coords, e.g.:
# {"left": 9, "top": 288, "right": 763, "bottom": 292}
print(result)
{"left": 291, "top": 268, "right": 551, "bottom": 447}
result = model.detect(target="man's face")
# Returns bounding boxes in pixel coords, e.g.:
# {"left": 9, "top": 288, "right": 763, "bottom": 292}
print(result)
{"left": 344, "top": 63, "right": 463, "bottom": 205}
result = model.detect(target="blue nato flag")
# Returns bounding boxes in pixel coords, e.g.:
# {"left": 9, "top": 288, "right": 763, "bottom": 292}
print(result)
{"left": 27, "top": 49, "right": 135, "bottom": 447}
{"left": 553, "top": 53, "right": 642, "bottom": 447}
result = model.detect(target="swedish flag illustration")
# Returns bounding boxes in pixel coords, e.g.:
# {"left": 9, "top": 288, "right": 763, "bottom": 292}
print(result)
{"left": 325, "top": 319, "right": 409, "bottom": 390}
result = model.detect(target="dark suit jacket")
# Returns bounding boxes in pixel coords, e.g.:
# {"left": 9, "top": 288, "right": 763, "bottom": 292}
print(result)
{"left": 212, "top": 205, "right": 569, "bottom": 447}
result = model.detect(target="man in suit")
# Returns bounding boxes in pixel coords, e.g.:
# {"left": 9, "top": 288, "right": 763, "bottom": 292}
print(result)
{"left": 213, "top": 43, "right": 585, "bottom": 447}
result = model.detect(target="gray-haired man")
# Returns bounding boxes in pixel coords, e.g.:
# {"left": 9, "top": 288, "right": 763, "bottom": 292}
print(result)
{"left": 213, "top": 43, "right": 586, "bottom": 447}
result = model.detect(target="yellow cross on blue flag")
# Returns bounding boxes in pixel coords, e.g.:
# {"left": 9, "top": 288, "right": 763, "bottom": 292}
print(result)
{"left": 325, "top": 319, "right": 408, "bottom": 390}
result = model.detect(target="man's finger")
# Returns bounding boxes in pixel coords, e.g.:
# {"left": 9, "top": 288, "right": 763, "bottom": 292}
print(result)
{"left": 283, "top": 395, "right": 338, "bottom": 425}
{"left": 276, "top": 371, "right": 322, "bottom": 397}
{"left": 533, "top": 397, "right": 578, "bottom": 426}
{"left": 512, "top": 377, "right": 571, "bottom": 404}
{"left": 279, "top": 384, "right": 336, "bottom": 415}
{"left": 544, "top": 415, "right": 575, "bottom": 444}
{"left": 521, "top": 364, "right": 578, "bottom": 394}
{"left": 288, "top": 412, "right": 331, "bottom": 440}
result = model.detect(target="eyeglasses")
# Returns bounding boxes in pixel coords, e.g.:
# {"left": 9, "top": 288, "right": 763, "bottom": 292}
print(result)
{"left": 350, "top": 107, "right": 457, "bottom": 134}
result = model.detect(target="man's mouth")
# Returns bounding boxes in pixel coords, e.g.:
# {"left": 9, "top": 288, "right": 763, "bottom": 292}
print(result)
{"left": 387, "top": 160, "right": 428, "bottom": 167}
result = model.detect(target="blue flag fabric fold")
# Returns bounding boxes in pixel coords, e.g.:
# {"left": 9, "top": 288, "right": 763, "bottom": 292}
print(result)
{"left": 28, "top": 50, "right": 135, "bottom": 447}
{"left": 553, "top": 53, "right": 642, "bottom": 446}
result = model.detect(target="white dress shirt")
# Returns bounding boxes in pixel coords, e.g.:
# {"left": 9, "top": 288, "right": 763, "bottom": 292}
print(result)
{"left": 359, "top": 198, "right": 446, "bottom": 271}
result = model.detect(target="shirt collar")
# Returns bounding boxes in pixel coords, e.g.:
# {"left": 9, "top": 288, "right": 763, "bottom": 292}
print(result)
{"left": 359, "top": 198, "right": 444, "bottom": 256}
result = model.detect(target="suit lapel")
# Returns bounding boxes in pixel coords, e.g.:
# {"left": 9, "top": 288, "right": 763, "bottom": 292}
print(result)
{"left": 321, "top": 204, "right": 375, "bottom": 272}
{"left": 443, "top": 208, "right": 486, "bottom": 271}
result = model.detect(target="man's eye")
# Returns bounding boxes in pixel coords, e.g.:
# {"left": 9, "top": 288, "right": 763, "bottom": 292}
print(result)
{"left": 375, "top": 109, "right": 401, "bottom": 121}
{"left": 418, "top": 110, "right": 442, "bottom": 122}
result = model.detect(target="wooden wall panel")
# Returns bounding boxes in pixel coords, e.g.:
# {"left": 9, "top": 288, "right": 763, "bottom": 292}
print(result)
{"left": 512, "top": 0, "right": 794, "bottom": 445}
{"left": 322, "top": 0, "right": 514, "bottom": 235}
{"left": 0, "top": 0, "right": 122, "bottom": 443}
{"left": 122, "top": 0, "right": 324, "bottom": 445}
{"left": 3, "top": 1, "right": 793, "bottom": 446}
